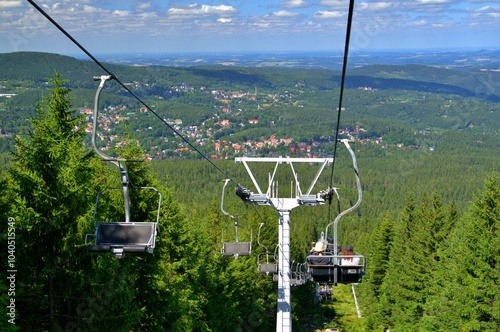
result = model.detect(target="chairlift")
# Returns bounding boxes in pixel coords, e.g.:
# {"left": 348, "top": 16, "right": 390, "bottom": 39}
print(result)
{"left": 257, "top": 223, "right": 278, "bottom": 274}
{"left": 289, "top": 261, "right": 298, "bottom": 285}
{"left": 306, "top": 235, "right": 338, "bottom": 284}
{"left": 85, "top": 75, "right": 162, "bottom": 258}
{"left": 290, "top": 262, "right": 307, "bottom": 286}
{"left": 221, "top": 179, "right": 252, "bottom": 258}
{"left": 317, "top": 283, "right": 333, "bottom": 301}
{"left": 306, "top": 139, "right": 365, "bottom": 284}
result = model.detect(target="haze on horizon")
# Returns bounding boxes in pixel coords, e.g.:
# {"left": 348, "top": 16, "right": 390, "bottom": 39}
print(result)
{"left": 1, "top": 0, "right": 499, "bottom": 56}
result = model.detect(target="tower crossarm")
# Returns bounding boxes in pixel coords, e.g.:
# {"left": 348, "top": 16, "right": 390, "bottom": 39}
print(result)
{"left": 234, "top": 157, "right": 333, "bottom": 207}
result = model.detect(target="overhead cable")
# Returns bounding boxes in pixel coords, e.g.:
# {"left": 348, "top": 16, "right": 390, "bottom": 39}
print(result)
{"left": 27, "top": 0, "right": 238, "bottom": 185}
{"left": 329, "top": 0, "right": 356, "bottom": 190}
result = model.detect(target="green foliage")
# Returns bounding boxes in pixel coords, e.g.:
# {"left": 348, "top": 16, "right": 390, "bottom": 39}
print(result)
{"left": 0, "top": 171, "right": 19, "bottom": 331}
{"left": 7, "top": 73, "right": 100, "bottom": 330}
{"left": 419, "top": 173, "right": 500, "bottom": 331}
{"left": 361, "top": 212, "right": 395, "bottom": 325}
{"left": 364, "top": 193, "right": 459, "bottom": 330}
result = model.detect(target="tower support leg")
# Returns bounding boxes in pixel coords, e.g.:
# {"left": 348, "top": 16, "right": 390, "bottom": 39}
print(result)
{"left": 276, "top": 210, "right": 291, "bottom": 332}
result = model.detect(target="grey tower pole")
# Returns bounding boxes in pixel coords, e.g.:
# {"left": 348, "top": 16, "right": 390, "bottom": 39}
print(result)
{"left": 276, "top": 209, "right": 291, "bottom": 331}
{"left": 235, "top": 157, "right": 332, "bottom": 332}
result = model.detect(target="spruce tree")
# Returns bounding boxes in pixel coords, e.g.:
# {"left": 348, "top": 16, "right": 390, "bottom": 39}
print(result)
{"left": 373, "top": 194, "right": 415, "bottom": 330}
{"left": 371, "top": 192, "right": 456, "bottom": 331}
{"left": 421, "top": 173, "right": 500, "bottom": 331}
{"left": 365, "top": 212, "right": 395, "bottom": 297}
{"left": 0, "top": 173, "right": 18, "bottom": 331}
{"left": 8, "top": 73, "right": 99, "bottom": 330}
{"left": 363, "top": 212, "right": 395, "bottom": 330}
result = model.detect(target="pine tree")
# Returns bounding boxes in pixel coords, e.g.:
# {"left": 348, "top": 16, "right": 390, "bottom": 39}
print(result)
{"left": 8, "top": 73, "right": 99, "bottom": 330}
{"left": 371, "top": 192, "right": 457, "bottom": 331}
{"left": 421, "top": 173, "right": 500, "bottom": 331}
{"left": 0, "top": 172, "right": 19, "bottom": 331}
{"left": 363, "top": 212, "right": 395, "bottom": 330}
{"left": 372, "top": 195, "right": 415, "bottom": 331}
{"left": 366, "top": 212, "right": 395, "bottom": 297}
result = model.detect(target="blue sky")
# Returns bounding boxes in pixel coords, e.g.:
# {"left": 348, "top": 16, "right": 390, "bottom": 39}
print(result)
{"left": 1, "top": 0, "right": 499, "bottom": 55}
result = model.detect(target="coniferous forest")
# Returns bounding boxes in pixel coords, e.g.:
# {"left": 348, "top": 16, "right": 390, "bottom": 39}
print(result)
{"left": 0, "top": 52, "right": 499, "bottom": 331}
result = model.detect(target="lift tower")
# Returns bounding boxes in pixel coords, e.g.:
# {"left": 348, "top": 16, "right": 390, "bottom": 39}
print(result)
{"left": 235, "top": 157, "right": 332, "bottom": 332}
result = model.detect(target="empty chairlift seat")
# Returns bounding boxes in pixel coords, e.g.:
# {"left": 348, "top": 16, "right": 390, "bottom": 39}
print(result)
{"left": 290, "top": 273, "right": 306, "bottom": 286}
{"left": 338, "top": 265, "right": 364, "bottom": 284}
{"left": 222, "top": 241, "right": 252, "bottom": 257}
{"left": 86, "top": 222, "right": 157, "bottom": 258}
{"left": 257, "top": 251, "right": 277, "bottom": 274}
{"left": 258, "top": 263, "right": 278, "bottom": 274}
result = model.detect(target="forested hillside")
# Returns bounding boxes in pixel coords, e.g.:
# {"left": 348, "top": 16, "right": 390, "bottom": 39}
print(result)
{"left": 0, "top": 52, "right": 499, "bottom": 331}
{"left": 1, "top": 52, "right": 500, "bottom": 163}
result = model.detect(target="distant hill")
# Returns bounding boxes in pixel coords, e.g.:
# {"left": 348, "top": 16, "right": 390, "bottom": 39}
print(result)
{"left": 1, "top": 51, "right": 499, "bottom": 162}
{"left": 2, "top": 52, "right": 500, "bottom": 101}
{"left": 0, "top": 52, "right": 101, "bottom": 86}
{"left": 349, "top": 64, "right": 500, "bottom": 102}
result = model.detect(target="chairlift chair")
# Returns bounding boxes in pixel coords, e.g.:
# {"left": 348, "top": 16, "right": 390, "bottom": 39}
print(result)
{"left": 306, "top": 139, "right": 366, "bottom": 284}
{"left": 221, "top": 179, "right": 252, "bottom": 258}
{"left": 290, "top": 262, "right": 307, "bottom": 286}
{"left": 289, "top": 261, "right": 298, "bottom": 286}
{"left": 306, "top": 242, "right": 338, "bottom": 284}
{"left": 257, "top": 223, "right": 278, "bottom": 274}
{"left": 258, "top": 256, "right": 278, "bottom": 274}
{"left": 316, "top": 283, "right": 333, "bottom": 301}
{"left": 85, "top": 75, "right": 162, "bottom": 258}
{"left": 306, "top": 239, "right": 366, "bottom": 285}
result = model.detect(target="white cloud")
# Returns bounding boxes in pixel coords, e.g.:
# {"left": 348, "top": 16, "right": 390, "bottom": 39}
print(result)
{"left": 272, "top": 10, "right": 300, "bottom": 17}
{"left": 138, "top": 11, "right": 158, "bottom": 19}
{"left": 402, "top": 0, "right": 455, "bottom": 13}
{"left": 476, "top": 5, "right": 500, "bottom": 13}
{"left": 357, "top": 2, "right": 393, "bottom": 11}
{"left": 168, "top": 4, "right": 237, "bottom": 16}
{"left": 318, "top": 0, "right": 348, "bottom": 9}
{"left": 112, "top": 10, "right": 130, "bottom": 17}
{"left": 218, "top": 17, "right": 232, "bottom": 23}
{"left": 135, "top": 2, "right": 151, "bottom": 12}
{"left": 81, "top": 5, "right": 105, "bottom": 14}
{"left": 0, "top": 0, "right": 22, "bottom": 8}
{"left": 415, "top": 0, "right": 453, "bottom": 4}
{"left": 409, "top": 19, "right": 428, "bottom": 26}
{"left": 313, "top": 10, "right": 344, "bottom": 19}
{"left": 252, "top": 22, "right": 270, "bottom": 28}
{"left": 281, "top": 0, "right": 311, "bottom": 8}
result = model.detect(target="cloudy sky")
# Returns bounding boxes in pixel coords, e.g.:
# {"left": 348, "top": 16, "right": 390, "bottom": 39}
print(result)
{"left": 1, "top": 0, "right": 499, "bottom": 55}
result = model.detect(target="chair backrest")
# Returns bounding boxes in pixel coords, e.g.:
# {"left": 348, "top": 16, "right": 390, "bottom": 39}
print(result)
{"left": 96, "top": 222, "right": 156, "bottom": 245}
{"left": 222, "top": 242, "right": 251, "bottom": 256}
{"left": 258, "top": 263, "right": 277, "bottom": 274}
{"left": 338, "top": 265, "right": 363, "bottom": 284}
{"left": 306, "top": 253, "right": 365, "bottom": 285}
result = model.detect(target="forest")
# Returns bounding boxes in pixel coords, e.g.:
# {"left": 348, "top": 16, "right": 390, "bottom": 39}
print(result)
{"left": 0, "top": 53, "right": 499, "bottom": 331}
